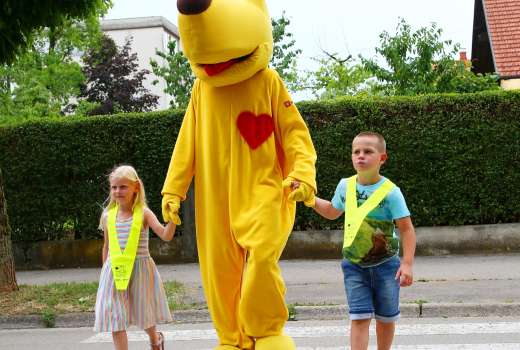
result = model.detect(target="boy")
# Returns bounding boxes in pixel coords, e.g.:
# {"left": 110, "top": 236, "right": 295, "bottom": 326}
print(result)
{"left": 312, "top": 131, "right": 416, "bottom": 350}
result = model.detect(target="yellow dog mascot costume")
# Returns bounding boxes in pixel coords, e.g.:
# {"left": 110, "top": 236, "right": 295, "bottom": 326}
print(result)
{"left": 162, "top": 0, "right": 316, "bottom": 348}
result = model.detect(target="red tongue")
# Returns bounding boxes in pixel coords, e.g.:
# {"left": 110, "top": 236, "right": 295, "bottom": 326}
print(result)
{"left": 204, "top": 59, "right": 239, "bottom": 76}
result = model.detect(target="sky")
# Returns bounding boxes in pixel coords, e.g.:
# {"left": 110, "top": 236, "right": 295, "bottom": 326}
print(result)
{"left": 105, "top": 0, "right": 475, "bottom": 99}
{"left": 105, "top": 0, "right": 475, "bottom": 63}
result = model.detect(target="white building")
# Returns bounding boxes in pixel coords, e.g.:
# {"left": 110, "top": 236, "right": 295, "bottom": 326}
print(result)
{"left": 100, "top": 16, "right": 180, "bottom": 110}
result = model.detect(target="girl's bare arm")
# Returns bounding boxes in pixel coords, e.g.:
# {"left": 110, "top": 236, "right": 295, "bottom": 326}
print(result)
{"left": 145, "top": 207, "right": 176, "bottom": 241}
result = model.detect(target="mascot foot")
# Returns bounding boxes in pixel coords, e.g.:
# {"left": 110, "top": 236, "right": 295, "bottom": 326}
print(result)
{"left": 255, "top": 334, "right": 296, "bottom": 350}
{"left": 214, "top": 346, "right": 240, "bottom": 350}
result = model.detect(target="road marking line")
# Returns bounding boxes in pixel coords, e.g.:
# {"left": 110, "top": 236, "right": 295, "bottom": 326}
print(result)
{"left": 82, "top": 322, "right": 520, "bottom": 343}
{"left": 305, "top": 346, "right": 520, "bottom": 350}
{"left": 279, "top": 346, "right": 520, "bottom": 350}
{"left": 198, "top": 345, "right": 520, "bottom": 350}
{"left": 204, "top": 343, "right": 520, "bottom": 350}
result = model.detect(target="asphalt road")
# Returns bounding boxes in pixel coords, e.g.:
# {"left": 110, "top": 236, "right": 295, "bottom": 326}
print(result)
{"left": 16, "top": 253, "right": 520, "bottom": 306}
{"left": 2, "top": 317, "right": 520, "bottom": 349}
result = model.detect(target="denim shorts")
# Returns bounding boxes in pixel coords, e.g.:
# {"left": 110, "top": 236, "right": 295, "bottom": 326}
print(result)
{"left": 341, "top": 255, "right": 401, "bottom": 322}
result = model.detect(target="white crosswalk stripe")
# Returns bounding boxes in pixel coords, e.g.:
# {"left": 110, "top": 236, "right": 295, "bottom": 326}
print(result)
{"left": 82, "top": 321, "right": 520, "bottom": 343}
{"left": 270, "top": 346, "right": 520, "bottom": 350}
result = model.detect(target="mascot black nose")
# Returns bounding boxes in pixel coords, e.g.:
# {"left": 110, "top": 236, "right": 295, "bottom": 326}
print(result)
{"left": 177, "top": 0, "right": 212, "bottom": 15}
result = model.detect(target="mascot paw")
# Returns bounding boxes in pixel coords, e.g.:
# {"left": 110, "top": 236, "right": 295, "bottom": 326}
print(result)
{"left": 282, "top": 177, "right": 316, "bottom": 207}
{"left": 213, "top": 346, "right": 241, "bottom": 350}
{"left": 161, "top": 194, "right": 182, "bottom": 225}
{"left": 255, "top": 334, "right": 296, "bottom": 350}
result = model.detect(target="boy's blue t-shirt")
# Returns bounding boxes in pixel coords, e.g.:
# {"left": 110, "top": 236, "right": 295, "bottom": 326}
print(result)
{"left": 331, "top": 176, "right": 410, "bottom": 267}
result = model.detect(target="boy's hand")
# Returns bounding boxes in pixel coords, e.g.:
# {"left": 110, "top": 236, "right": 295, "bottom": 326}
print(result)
{"left": 282, "top": 177, "right": 315, "bottom": 207}
{"left": 161, "top": 194, "right": 181, "bottom": 225}
{"left": 395, "top": 262, "right": 413, "bottom": 287}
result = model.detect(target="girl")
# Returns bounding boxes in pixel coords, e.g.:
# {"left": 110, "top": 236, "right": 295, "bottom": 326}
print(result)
{"left": 94, "top": 165, "right": 175, "bottom": 350}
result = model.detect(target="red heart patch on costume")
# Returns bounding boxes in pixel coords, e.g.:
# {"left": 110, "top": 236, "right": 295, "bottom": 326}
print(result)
{"left": 236, "top": 111, "right": 274, "bottom": 150}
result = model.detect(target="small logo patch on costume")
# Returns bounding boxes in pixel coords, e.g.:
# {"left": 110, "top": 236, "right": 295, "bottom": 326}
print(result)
{"left": 284, "top": 100, "right": 293, "bottom": 108}
{"left": 236, "top": 111, "right": 274, "bottom": 150}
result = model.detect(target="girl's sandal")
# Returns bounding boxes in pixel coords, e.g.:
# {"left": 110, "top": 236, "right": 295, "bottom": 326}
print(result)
{"left": 150, "top": 331, "right": 165, "bottom": 350}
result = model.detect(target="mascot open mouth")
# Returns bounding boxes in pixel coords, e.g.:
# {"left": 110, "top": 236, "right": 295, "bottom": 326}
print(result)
{"left": 204, "top": 59, "right": 240, "bottom": 76}
{"left": 202, "top": 51, "right": 255, "bottom": 76}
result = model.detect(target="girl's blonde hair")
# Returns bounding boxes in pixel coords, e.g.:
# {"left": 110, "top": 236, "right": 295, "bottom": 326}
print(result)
{"left": 99, "top": 165, "right": 147, "bottom": 229}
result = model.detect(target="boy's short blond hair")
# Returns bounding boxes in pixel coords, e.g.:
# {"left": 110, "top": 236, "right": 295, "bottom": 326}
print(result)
{"left": 354, "top": 131, "right": 386, "bottom": 152}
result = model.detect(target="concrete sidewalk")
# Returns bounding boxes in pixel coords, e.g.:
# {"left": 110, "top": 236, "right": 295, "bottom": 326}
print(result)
{"left": 4, "top": 253, "right": 520, "bottom": 328}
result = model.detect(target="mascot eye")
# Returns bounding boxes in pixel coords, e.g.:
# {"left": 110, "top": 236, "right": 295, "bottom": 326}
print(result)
{"left": 177, "top": 0, "right": 212, "bottom": 14}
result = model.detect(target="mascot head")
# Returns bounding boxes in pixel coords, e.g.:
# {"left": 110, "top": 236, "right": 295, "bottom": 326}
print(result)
{"left": 177, "top": 0, "right": 273, "bottom": 87}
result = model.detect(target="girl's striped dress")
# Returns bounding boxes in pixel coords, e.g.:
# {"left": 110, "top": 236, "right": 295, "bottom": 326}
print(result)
{"left": 93, "top": 213, "right": 173, "bottom": 332}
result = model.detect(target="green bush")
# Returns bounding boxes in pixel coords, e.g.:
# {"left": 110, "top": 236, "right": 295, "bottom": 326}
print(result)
{"left": 0, "top": 109, "right": 184, "bottom": 241}
{"left": 0, "top": 91, "right": 519, "bottom": 242}
{"left": 295, "top": 91, "right": 520, "bottom": 230}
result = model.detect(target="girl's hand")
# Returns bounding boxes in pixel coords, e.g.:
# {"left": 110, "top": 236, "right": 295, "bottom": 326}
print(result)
{"left": 162, "top": 194, "right": 181, "bottom": 225}
{"left": 145, "top": 207, "right": 176, "bottom": 241}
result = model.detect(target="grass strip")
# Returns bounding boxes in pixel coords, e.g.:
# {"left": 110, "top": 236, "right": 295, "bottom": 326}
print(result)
{"left": 0, "top": 281, "right": 186, "bottom": 316}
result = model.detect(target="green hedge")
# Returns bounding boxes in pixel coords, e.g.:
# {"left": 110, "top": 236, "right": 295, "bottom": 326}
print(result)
{"left": 296, "top": 91, "right": 520, "bottom": 230}
{"left": 0, "top": 110, "right": 184, "bottom": 242}
{"left": 1, "top": 91, "right": 519, "bottom": 242}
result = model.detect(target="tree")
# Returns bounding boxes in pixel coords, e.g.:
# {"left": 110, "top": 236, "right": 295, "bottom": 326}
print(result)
{"left": 0, "top": 0, "right": 111, "bottom": 65}
{"left": 362, "top": 18, "right": 498, "bottom": 95}
{"left": 271, "top": 13, "right": 302, "bottom": 91}
{"left": 77, "top": 35, "right": 159, "bottom": 116}
{"left": 0, "top": 49, "right": 85, "bottom": 124}
{"left": 304, "top": 51, "right": 372, "bottom": 99}
{"left": 435, "top": 59, "right": 499, "bottom": 93}
{"left": 150, "top": 40, "right": 194, "bottom": 109}
{"left": 0, "top": 0, "right": 111, "bottom": 293}
{"left": 0, "top": 2, "right": 111, "bottom": 124}
{"left": 0, "top": 169, "right": 16, "bottom": 292}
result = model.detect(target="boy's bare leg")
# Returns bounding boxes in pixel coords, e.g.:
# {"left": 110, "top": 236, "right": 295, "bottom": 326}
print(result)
{"left": 350, "top": 319, "right": 371, "bottom": 350}
{"left": 375, "top": 320, "right": 395, "bottom": 350}
{"left": 112, "top": 330, "right": 128, "bottom": 350}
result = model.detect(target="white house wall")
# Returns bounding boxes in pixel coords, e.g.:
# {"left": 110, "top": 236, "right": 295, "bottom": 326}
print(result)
{"left": 501, "top": 78, "right": 520, "bottom": 90}
{"left": 104, "top": 26, "right": 176, "bottom": 110}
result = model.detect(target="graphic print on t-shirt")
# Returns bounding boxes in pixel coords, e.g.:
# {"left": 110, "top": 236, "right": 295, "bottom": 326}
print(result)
{"left": 343, "top": 217, "right": 398, "bottom": 265}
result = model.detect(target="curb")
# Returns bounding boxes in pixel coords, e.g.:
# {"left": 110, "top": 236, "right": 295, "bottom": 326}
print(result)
{"left": 0, "top": 309, "right": 211, "bottom": 330}
{"left": 2, "top": 303, "right": 519, "bottom": 330}
{"left": 292, "top": 302, "right": 520, "bottom": 320}
{"left": 14, "top": 223, "right": 520, "bottom": 270}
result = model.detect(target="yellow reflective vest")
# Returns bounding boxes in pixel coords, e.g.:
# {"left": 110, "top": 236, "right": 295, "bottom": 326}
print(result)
{"left": 343, "top": 176, "right": 395, "bottom": 251}
{"left": 107, "top": 204, "right": 143, "bottom": 290}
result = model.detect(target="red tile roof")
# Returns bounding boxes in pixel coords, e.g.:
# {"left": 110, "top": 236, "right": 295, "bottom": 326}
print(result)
{"left": 483, "top": 0, "right": 520, "bottom": 77}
